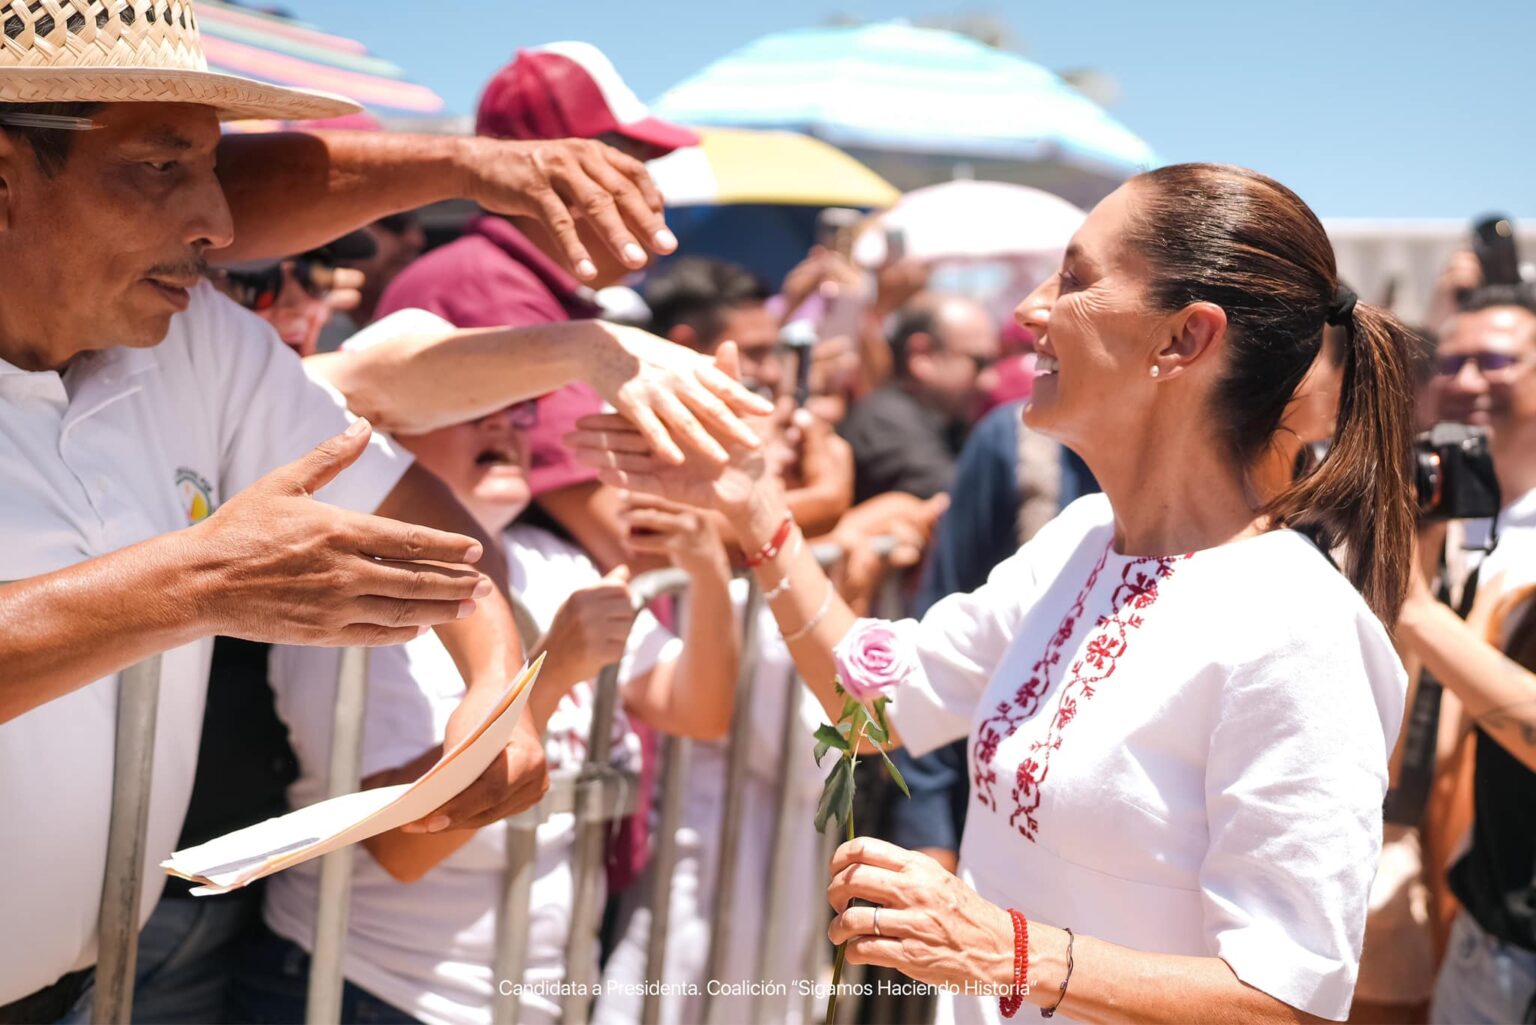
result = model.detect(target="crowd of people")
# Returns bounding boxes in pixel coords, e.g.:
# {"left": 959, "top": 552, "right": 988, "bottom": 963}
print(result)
{"left": 3, "top": 4, "right": 1536, "bottom": 1025}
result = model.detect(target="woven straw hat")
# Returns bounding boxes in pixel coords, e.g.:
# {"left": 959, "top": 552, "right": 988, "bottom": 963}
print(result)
{"left": 0, "top": 0, "right": 359, "bottom": 121}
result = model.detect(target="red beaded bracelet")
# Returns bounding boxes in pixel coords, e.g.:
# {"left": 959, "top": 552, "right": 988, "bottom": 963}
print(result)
{"left": 999, "top": 907, "right": 1029, "bottom": 1018}
{"left": 745, "top": 512, "right": 795, "bottom": 567}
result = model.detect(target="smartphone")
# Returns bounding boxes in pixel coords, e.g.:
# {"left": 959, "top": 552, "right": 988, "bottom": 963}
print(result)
{"left": 815, "top": 207, "right": 863, "bottom": 255}
{"left": 1472, "top": 214, "right": 1521, "bottom": 286}
{"left": 780, "top": 319, "right": 818, "bottom": 408}
{"left": 884, "top": 225, "right": 907, "bottom": 265}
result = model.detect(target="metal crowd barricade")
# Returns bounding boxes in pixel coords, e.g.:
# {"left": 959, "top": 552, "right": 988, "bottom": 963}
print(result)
{"left": 305, "top": 647, "right": 372, "bottom": 1024}
{"left": 89, "top": 535, "right": 908, "bottom": 1025}
{"left": 93, "top": 655, "right": 163, "bottom": 1025}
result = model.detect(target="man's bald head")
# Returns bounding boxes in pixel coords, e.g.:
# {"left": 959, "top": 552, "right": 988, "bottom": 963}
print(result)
{"left": 889, "top": 291, "right": 1000, "bottom": 419}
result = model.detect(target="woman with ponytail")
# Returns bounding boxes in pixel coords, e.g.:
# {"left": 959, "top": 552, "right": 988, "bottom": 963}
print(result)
{"left": 570, "top": 163, "right": 1414, "bottom": 1023}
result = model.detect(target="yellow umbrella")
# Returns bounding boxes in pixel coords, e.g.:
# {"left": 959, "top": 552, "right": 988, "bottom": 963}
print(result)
{"left": 648, "top": 127, "right": 900, "bottom": 208}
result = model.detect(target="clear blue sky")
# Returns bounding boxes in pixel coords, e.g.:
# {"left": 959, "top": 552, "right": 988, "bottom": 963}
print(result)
{"left": 297, "top": 0, "right": 1532, "bottom": 219}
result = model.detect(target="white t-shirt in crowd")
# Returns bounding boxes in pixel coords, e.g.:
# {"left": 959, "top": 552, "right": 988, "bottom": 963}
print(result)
{"left": 264, "top": 523, "right": 680, "bottom": 1025}
{"left": 1469, "top": 487, "right": 1536, "bottom": 601}
{"left": 872, "top": 494, "right": 1405, "bottom": 1024}
{"left": 596, "top": 580, "right": 824, "bottom": 1025}
{"left": 0, "top": 282, "right": 409, "bottom": 1004}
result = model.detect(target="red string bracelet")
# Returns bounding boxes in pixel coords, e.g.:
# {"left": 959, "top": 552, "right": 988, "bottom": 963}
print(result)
{"left": 999, "top": 907, "right": 1029, "bottom": 1018}
{"left": 745, "top": 512, "right": 794, "bottom": 567}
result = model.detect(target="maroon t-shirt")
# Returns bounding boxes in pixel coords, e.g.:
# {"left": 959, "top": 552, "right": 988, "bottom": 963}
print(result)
{"left": 375, "top": 215, "right": 603, "bottom": 497}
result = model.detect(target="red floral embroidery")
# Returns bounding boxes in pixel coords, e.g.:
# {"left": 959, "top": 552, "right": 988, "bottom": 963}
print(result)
{"left": 973, "top": 544, "right": 1184, "bottom": 842}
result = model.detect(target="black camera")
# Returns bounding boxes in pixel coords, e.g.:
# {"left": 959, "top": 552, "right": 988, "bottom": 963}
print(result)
{"left": 1297, "top": 422, "right": 1500, "bottom": 522}
{"left": 1414, "top": 422, "right": 1501, "bottom": 522}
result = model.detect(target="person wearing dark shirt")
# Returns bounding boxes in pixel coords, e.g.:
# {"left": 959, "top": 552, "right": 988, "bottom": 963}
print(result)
{"left": 838, "top": 293, "right": 1000, "bottom": 504}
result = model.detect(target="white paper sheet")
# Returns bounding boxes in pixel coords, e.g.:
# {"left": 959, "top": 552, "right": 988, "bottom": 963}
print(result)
{"left": 162, "top": 654, "right": 544, "bottom": 894}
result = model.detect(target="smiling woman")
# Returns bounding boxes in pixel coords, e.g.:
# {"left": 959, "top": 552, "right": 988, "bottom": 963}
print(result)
{"left": 570, "top": 162, "right": 1420, "bottom": 1024}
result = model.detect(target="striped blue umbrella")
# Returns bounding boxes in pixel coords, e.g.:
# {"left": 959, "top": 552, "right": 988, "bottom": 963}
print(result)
{"left": 652, "top": 22, "right": 1157, "bottom": 205}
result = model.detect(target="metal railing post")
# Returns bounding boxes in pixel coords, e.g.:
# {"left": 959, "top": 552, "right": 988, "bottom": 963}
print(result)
{"left": 491, "top": 826, "right": 540, "bottom": 1025}
{"left": 492, "top": 593, "right": 544, "bottom": 1025}
{"left": 93, "top": 655, "right": 162, "bottom": 1025}
{"left": 754, "top": 663, "right": 809, "bottom": 1024}
{"left": 700, "top": 580, "right": 764, "bottom": 1025}
{"left": 640, "top": 734, "right": 690, "bottom": 1025}
{"left": 562, "top": 658, "right": 625, "bottom": 1023}
{"left": 305, "top": 647, "right": 370, "bottom": 1025}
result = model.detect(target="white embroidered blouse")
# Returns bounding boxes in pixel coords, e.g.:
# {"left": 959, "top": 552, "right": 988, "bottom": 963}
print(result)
{"left": 867, "top": 494, "right": 1406, "bottom": 1023}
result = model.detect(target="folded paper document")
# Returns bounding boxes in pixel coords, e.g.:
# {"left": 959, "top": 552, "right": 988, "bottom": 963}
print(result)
{"left": 163, "top": 654, "right": 544, "bottom": 895}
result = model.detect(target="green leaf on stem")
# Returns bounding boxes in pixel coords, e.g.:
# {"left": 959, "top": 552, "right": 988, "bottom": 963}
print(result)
{"left": 871, "top": 695, "right": 894, "bottom": 739}
{"left": 813, "top": 723, "right": 851, "bottom": 766}
{"left": 879, "top": 748, "right": 911, "bottom": 798}
{"left": 814, "top": 757, "right": 854, "bottom": 835}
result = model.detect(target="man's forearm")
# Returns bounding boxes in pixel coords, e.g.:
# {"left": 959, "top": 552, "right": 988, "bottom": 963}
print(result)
{"left": 0, "top": 531, "right": 207, "bottom": 722}
{"left": 216, "top": 131, "right": 470, "bottom": 264}
{"left": 1399, "top": 597, "right": 1536, "bottom": 773}
{"left": 375, "top": 465, "right": 522, "bottom": 690}
{"left": 311, "top": 321, "right": 602, "bottom": 436}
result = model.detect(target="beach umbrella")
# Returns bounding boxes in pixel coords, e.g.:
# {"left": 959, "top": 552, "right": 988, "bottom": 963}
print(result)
{"left": 852, "top": 180, "right": 1085, "bottom": 265}
{"left": 652, "top": 22, "right": 1156, "bottom": 207}
{"left": 647, "top": 127, "right": 900, "bottom": 209}
{"left": 197, "top": 0, "right": 444, "bottom": 123}
{"left": 646, "top": 127, "right": 899, "bottom": 287}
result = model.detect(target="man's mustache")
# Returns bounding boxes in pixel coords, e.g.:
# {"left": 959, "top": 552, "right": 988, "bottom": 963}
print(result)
{"left": 144, "top": 255, "right": 210, "bottom": 280}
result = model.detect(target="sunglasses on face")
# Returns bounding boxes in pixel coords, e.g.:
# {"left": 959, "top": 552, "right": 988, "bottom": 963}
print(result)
{"left": 1434, "top": 352, "right": 1530, "bottom": 379}
{"left": 215, "top": 259, "right": 334, "bottom": 312}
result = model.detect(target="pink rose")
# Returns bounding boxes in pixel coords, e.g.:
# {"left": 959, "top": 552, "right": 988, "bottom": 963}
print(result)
{"left": 832, "top": 618, "right": 917, "bottom": 700}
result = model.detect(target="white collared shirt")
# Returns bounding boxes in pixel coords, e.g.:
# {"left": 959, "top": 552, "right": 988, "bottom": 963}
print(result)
{"left": 0, "top": 282, "right": 409, "bottom": 1003}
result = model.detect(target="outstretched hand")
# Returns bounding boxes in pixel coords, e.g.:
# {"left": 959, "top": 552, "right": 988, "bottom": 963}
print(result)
{"left": 460, "top": 137, "right": 675, "bottom": 281}
{"left": 569, "top": 340, "right": 774, "bottom": 509}
{"left": 193, "top": 420, "right": 492, "bottom": 647}
{"left": 586, "top": 327, "right": 774, "bottom": 466}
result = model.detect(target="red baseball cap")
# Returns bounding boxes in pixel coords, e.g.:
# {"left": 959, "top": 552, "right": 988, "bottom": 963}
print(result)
{"left": 476, "top": 41, "right": 700, "bottom": 156}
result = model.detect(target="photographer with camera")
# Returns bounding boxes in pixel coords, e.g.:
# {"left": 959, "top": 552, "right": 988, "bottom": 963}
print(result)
{"left": 1395, "top": 285, "right": 1536, "bottom": 1024}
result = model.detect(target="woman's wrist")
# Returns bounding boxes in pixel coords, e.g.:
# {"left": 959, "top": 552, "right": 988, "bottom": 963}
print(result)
{"left": 1023, "top": 923, "right": 1074, "bottom": 1010}
{"left": 980, "top": 901, "right": 1021, "bottom": 989}
{"left": 725, "top": 482, "right": 790, "bottom": 555}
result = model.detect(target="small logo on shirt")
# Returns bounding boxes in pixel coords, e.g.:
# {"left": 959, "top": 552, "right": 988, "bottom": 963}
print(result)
{"left": 176, "top": 468, "right": 215, "bottom": 524}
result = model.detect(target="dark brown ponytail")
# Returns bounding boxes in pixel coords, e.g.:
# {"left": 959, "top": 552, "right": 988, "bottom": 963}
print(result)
{"left": 1265, "top": 301, "right": 1416, "bottom": 623}
{"left": 1127, "top": 163, "right": 1415, "bottom": 625}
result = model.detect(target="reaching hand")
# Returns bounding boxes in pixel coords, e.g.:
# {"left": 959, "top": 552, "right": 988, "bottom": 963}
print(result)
{"left": 619, "top": 493, "right": 731, "bottom": 577}
{"left": 458, "top": 136, "right": 675, "bottom": 281}
{"left": 192, "top": 420, "right": 492, "bottom": 647}
{"left": 537, "top": 565, "right": 640, "bottom": 689}
{"left": 586, "top": 325, "right": 775, "bottom": 466}
{"left": 828, "top": 492, "right": 949, "bottom": 614}
{"left": 566, "top": 410, "right": 769, "bottom": 517}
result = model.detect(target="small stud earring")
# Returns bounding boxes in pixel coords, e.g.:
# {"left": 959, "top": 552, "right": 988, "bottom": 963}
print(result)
{"left": 1150, "top": 365, "right": 1161, "bottom": 378}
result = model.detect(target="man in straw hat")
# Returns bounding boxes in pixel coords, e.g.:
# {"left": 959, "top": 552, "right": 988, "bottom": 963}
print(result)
{"left": 0, "top": 1, "right": 768, "bottom": 1019}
